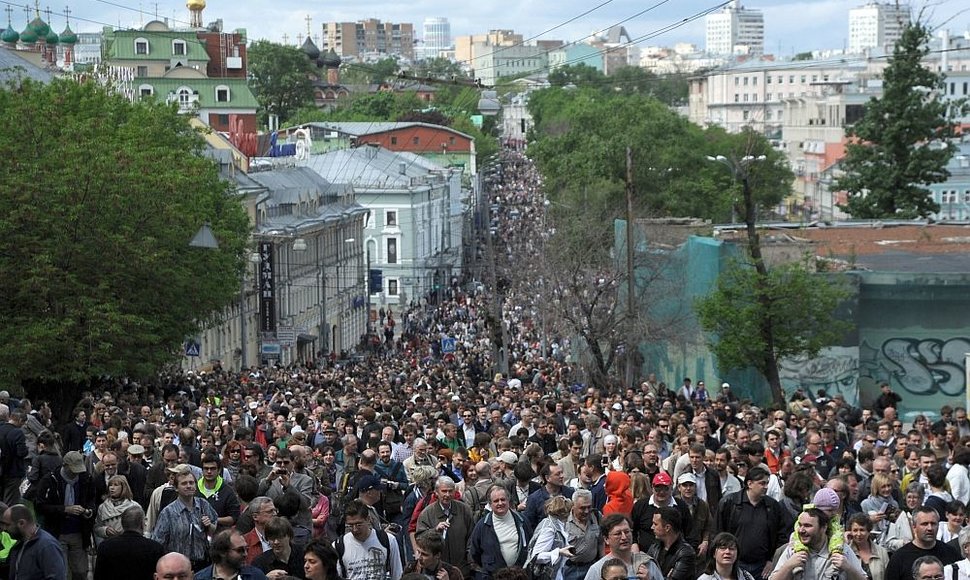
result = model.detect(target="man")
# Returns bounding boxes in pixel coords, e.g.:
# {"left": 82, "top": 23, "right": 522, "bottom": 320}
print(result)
{"left": 583, "top": 514, "right": 662, "bottom": 580}
{"left": 631, "top": 472, "right": 691, "bottom": 551}
{"left": 403, "top": 437, "right": 436, "bottom": 482}
{"left": 0, "top": 404, "right": 28, "bottom": 505}
{"left": 242, "top": 496, "right": 277, "bottom": 565}
{"left": 772, "top": 508, "right": 866, "bottom": 580}
{"left": 763, "top": 429, "right": 791, "bottom": 475}
{"left": 335, "top": 499, "right": 403, "bottom": 580}
{"left": 875, "top": 382, "right": 903, "bottom": 418}
{"left": 93, "top": 450, "right": 120, "bottom": 503}
{"left": 582, "top": 454, "right": 608, "bottom": 511}
{"left": 528, "top": 418, "right": 558, "bottom": 455}
{"left": 154, "top": 552, "right": 193, "bottom": 580}
{"left": 121, "top": 443, "right": 150, "bottom": 507}
{"left": 462, "top": 461, "right": 495, "bottom": 521}
{"left": 94, "top": 505, "right": 166, "bottom": 580}
{"left": 714, "top": 447, "right": 742, "bottom": 496}
{"left": 646, "top": 507, "right": 695, "bottom": 580}
{"left": 799, "top": 432, "right": 835, "bottom": 480}
{"left": 198, "top": 451, "right": 241, "bottom": 531}
{"left": 256, "top": 447, "right": 314, "bottom": 532}
{"left": 912, "top": 556, "right": 945, "bottom": 580}
{"left": 251, "top": 517, "right": 304, "bottom": 578}
{"left": 716, "top": 466, "right": 791, "bottom": 579}
{"left": 510, "top": 408, "right": 536, "bottom": 438}
{"left": 3, "top": 503, "right": 68, "bottom": 580}
{"left": 375, "top": 441, "right": 408, "bottom": 518}
{"left": 685, "top": 443, "right": 721, "bottom": 507}
{"left": 405, "top": 531, "right": 463, "bottom": 580}
{"left": 416, "top": 477, "right": 475, "bottom": 577}
{"left": 243, "top": 444, "right": 272, "bottom": 480}
{"left": 524, "top": 463, "right": 575, "bottom": 530}
{"left": 582, "top": 415, "right": 608, "bottom": 457}
{"left": 35, "top": 450, "right": 96, "bottom": 580}
{"left": 194, "top": 529, "right": 268, "bottom": 580}
{"left": 563, "top": 489, "right": 601, "bottom": 580}
{"left": 884, "top": 507, "right": 960, "bottom": 580}
{"left": 146, "top": 444, "right": 180, "bottom": 494}
{"left": 469, "top": 485, "right": 532, "bottom": 578}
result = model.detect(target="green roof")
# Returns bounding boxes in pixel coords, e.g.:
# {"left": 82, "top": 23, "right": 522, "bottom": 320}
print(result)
{"left": 137, "top": 78, "right": 258, "bottom": 110}
{"left": 105, "top": 30, "right": 209, "bottom": 61}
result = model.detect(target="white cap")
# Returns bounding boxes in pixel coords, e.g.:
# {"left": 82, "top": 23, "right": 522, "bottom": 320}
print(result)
{"left": 677, "top": 473, "right": 697, "bottom": 485}
{"left": 721, "top": 382, "right": 731, "bottom": 389}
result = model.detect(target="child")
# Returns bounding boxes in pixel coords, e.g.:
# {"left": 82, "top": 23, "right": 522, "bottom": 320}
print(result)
{"left": 793, "top": 487, "right": 845, "bottom": 557}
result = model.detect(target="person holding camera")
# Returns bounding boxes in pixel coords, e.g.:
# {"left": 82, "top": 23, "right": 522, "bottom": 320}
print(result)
{"left": 257, "top": 448, "right": 316, "bottom": 535}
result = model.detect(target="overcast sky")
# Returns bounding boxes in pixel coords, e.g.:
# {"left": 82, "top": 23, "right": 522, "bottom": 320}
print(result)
{"left": 52, "top": 0, "right": 969, "bottom": 57}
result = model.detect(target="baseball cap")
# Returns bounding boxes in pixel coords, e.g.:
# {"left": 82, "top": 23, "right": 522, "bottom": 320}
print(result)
{"left": 652, "top": 472, "right": 673, "bottom": 487}
{"left": 499, "top": 451, "right": 518, "bottom": 465}
{"left": 63, "top": 451, "right": 86, "bottom": 474}
{"left": 127, "top": 444, "right": 145, "bottom": 455}
{"left": 677, "top": 473, "right": 697, "bottom": 486}
{"left": 357, "top": 473, "right": 385, "bottom": 493}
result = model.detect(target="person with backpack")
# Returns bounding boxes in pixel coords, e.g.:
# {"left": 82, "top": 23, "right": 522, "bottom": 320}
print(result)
{"left": 335, "top": 499, "right": 403, "bottom": 580}
{"left": 463, "top": 461, "right": 495, "bottom": 523}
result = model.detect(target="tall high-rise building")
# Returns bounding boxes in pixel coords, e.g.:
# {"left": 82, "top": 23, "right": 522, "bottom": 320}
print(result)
{"left": 420, "top": 17, "right": 450, "bottom": 59}
{"left": 321, "top": 19, "right": 414, "bottom": 60}
{"left": 848, "top": 2, "right": 910, "bottom": 54}
{"left": 705, "top": 1, "right": 764, "bottom": 56}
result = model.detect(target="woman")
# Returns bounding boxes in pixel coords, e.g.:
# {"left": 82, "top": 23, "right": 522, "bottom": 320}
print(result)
{"left": 94, "top": 475, "right": 140, "bottom": 545}
{"left": 316, "top": 446, "right": 337, "bottom": 496}
{"left": 303, "top": 539, "right": 339, "bottom": 580}
{"left": 848, "top": 512, "right": 889, "bottom": 580}
{"left": 885, "top": 482, "right": 925, "bottom": 551}
{"left": 944, "top": 527, "right": 970, "bottom": 580}
{"left": 629, "top": 473, "right": 651, "bottom": 503}
{"left": 211, "top": 425, "right": 225, "bottom": 450}
{"left": 697, "top": 532, "right": 756, "bottom": 580}
{"left": 861, "top": 474, "right": 899, "bottom": 542}
{"left": 602, "top": 471, "right": 633, "bottom": 517}
{"left": 525, "top": 496, "right": 573, "bottom": 580}
{"left": 458, "top": 460, "right": 479, "bottom": 496}
{"left": 223, "top": 440, "right": 245, "bottom": 482}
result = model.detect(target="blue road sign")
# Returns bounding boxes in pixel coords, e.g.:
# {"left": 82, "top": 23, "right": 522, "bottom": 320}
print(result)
{"left": 185, "top": 341, "right": 201, "bottom": 357}
{"left": 441, "top": 337, "right": 456, "bottom": 353}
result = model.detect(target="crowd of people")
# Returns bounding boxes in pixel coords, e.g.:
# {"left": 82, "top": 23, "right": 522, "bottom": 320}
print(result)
{"left": 2, "top": 153, "right": 970, "bottom": 580}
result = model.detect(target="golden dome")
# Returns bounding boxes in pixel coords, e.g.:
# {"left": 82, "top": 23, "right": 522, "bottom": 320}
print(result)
{"left": 186, "top": 0, "right": 205, "bottom": 10}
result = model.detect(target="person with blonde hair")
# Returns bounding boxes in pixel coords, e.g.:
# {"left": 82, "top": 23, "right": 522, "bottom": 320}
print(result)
{"left": 525, "top": 496, "right": 574, "bottom": 580}
{"left": 94, "top": 474, "right": 139, "bottom": 545}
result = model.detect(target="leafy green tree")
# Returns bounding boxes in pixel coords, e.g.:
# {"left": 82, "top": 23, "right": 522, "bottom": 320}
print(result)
{"left": 0, "top": 79, "right": 249, "bottom": 420}
{"left": 247, "top": 40, "right": 315, "bottom": 126}
{"left": 340, "top": 58, "right": 401, "bottom": 85}
{"left": 606, "top": 66, "right": 689, "bottom": 107}
{"left": 412, "top": 57, "right": 468, "bottom": 81}
{"left": 548, "top": 63, "right": 605, "bottom": 87}
{"left": 695, "top": 258, "right": 852, "bottom": 406}
{"left": 836, "top": 22, "right": 966, "bottom": 218}
{"left": 792, "top": 52, "right": 814, "bottom": 61}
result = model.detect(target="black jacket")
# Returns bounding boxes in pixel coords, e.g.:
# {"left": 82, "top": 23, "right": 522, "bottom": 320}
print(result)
{"left": 646, "top": 535, "right": 696, "bottom": 580}
{"left": 0, "top": 422, "right": 28, "bottom": 478}
{"left": 35, "top": 468, "right": 96, "bottom": 546}
{"left": 94, "top": 530, "right": 166, "bottom": 580}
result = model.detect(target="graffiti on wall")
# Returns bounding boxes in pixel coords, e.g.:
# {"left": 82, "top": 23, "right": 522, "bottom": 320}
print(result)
{"left": 778, "top": 347, "right": 860, "bottom": 408}
{"left": 859, "top": 337, "right": 970, "bottom": 397}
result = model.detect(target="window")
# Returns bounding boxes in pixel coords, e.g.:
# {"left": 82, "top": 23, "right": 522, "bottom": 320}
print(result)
{"left": 767, "top": 93, "right": 772, "bottom": 101}
{"left": 734, "top": 77, "right": 739, "bottom": 86}
{"left": 734, "top": 93, "right": 739, "bottom": 103}
{"left": 752, "top": 94, "right": 758, "bottom": 102}
{"left": 743, "top": 110, "right": 750, "bottom": 120}
{"left": 136, "top": 66, "right": 148, "bottom": 77}
{"left": 217, "top": 114, "right": 229, "bottom": 125}
{"left": 176, "top": 87, "right": 193, "bottom": 107}
{"left": 388, "top": 279, "right": 399, "bottom": 296}
{"left": 412, "top": 136, "right": 419, "bottom": 145}
{"left": 390, "top": 136, "right": 397, "bottom": 145}
{"left": 743, "top": 94, "right": 749, "bottom": 102}
{"left": 800, "top": 75, "right": 806, "bottom": 83}
{"left": 138, "top": 84, "right": 153, "bottom": 97}
{"left": 777, "top": 76, "right": 783, "bottom": 84}
{"left": 767, "top": 75, "right": 772, "bottom": 84}
{"left": 765, "top": 110, "right": 773, "bottom": 120}
{"left": 215, "top": 85, "right": 230, "bottom": 102}
{"left": 789, "top": 75, "right": 795, "bottom": 83}
{"left": 386, "top": 211, "right": 397, "bottom": 226}
{"left": 387, "top": 239, "right": 397, "bottom": 264}
{"left": 135, "top": 38, "right": 149, "bottom": 55}
{"left": 964, "top": 191, "right": 970, "bottom": 203}
{"left": 752, "top": 77, "right": 758, "bottom": 86}
{"left": 743, "top": 77, "right": 749, "bottom": 86}
{"left": 172, "top": 39, "right": 187, "bottom": 56}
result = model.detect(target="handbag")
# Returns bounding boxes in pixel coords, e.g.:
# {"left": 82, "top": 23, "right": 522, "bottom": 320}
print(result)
{"left": 523, "top": 519, "right": 565, "bottom": 580}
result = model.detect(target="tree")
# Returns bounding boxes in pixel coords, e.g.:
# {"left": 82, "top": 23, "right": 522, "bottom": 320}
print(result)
{"left": 836, "top": 22, "right": 966, "bottom": 218}
{"left": 412, "top": 57, "right": 468, "bottom": 81}
{"left": 695, "top": 258, "right": 852, "bottom": 406}
{"left": 0, "top": 79, "right": 249, "bottom": 420}
{"left": 247, "top": 40, "right": 315, "bottom": 126}
{"left": 548, "top": 64, "right": 605, "bottom": 87}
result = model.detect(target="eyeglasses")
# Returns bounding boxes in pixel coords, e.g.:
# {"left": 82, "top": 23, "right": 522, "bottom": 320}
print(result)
{"left": 346, "top": 521, "right": 370, "bottom": 530}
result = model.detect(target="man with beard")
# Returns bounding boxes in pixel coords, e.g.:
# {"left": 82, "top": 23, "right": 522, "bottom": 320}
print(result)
{"left": 2, "top": 503, "right": 67, "bottom": 580}
{"left": 773, "top": 508, "right": 866, "bottom": 580}
{"left": 194, "top": 529, "right": 268, "bottom": 580}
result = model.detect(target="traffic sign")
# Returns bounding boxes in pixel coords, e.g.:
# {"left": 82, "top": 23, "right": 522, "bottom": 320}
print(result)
{"left": 277, "top": 327, "right": 296, "bottom": 345}
{"left": 185, "top": 341, "right": 201, "bottom": 357}
{"left": 441, "top": 337, "right": 456, "bottom": 353}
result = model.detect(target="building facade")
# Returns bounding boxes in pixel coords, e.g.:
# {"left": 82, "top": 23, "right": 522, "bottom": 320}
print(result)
{"left": 705, "top": 0, "right": 764, "bottom": 56}
{"left": 320, "top": 19, "right": 414, "bottom": 60}
{"left": 419, "top": 17, "right": 451, "bottom": 60}
{"left": 848, "top": 2, "right": 910, "bottom": 54}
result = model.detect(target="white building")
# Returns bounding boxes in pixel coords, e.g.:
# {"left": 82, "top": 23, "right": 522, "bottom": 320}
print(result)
{"left": 848, "top": 2, "right": 910, "bottom": 54}
{"left": 419, "top": 17, "right": 451, "bottom": 59}
{"left": 471, "top": 43, "right": 547, "bottom": 86}
{"left": 705, "top": 1, "right": 764, "bottom": 56}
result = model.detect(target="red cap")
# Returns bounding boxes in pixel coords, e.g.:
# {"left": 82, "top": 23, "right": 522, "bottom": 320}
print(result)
{"left": 652, "top": 472, "right": 673, "bottom": 487}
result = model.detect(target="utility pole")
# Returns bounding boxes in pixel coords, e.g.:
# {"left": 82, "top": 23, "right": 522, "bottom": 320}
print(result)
{"left": 625, "top": 147, "right": 636, "bottom": 389}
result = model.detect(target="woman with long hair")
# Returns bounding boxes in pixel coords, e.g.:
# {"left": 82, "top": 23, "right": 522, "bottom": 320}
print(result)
{"left": 697, "top": 532, "right": 756, "bottom": 580}
{"left": 303, "top": 538, "right": 339, "bottom": 580}
{"left": 885, "top": 482, "right": 925, "bottom": 551}
{"left": 860, "top": 473, "right": 899, "bottom": 543}
{"left": 847, "top": 512, "right": 889, "bottom": 580}
{"left": 93, "top": 475, "right": 139, "bottom": 545}
{"left": 222, "top": 440, "right": 245, "bottom": 482}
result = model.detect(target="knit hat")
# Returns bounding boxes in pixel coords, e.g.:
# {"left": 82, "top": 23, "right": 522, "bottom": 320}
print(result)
{"left": 812, "top": 487, "right": 841, "bottom": 511}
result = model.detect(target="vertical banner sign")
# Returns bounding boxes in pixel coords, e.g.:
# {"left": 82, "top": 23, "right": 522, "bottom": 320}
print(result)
{"left": 259, "top": 242, "right": 276, "bottom": 332}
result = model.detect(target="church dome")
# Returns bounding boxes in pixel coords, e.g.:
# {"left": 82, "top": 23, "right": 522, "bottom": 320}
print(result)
{"left": 59, "top": 24, "right": 77, "bottom": 45}
{"left": 1, "top": 26, "right": 19, "bottom": 44}
{"left": 28, "top": 15, "right": 49, "bottom": 37}
{"left": 19, "top": 24, "right": 37, "bottom": 44}
{"left": 321, "top": 48, "right": 341, "bottom": 68}
{"left": 301, "top": 36, "right": 320, "bottom": 60}
{"left": 186, "top": 0, "right": 206, "bottom": 10}
{"left": 45, "top": 29, "right": 58, "bottom": 45}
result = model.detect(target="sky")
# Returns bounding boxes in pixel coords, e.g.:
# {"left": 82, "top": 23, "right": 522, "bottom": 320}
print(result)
{"left": 29, "top": 0, "right": 970, "bottom": 58}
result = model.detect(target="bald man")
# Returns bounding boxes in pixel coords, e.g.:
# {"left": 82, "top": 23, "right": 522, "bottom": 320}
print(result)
{"left": 154, "top": 552, "right": 192, "bottom": 580}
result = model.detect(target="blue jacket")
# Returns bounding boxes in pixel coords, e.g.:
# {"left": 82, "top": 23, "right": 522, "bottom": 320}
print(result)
{"left": 193, "top": 564, "right": 268, "bottom": 580}
{"left": 9, "top": 527, "right": 67, "bottom": 580}
{"left": 523, "top": 485, "right": 575, "bottom": 530}
{"left": 469, "top": 510, "right": 532, "bottom": 580}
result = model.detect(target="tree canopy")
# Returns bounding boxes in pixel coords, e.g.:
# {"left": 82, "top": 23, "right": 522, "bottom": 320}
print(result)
{"left": 0, "top": 79, "right": 249, "bottom": 409}
{"left": 836, "top": 22, "right": 966, "bottom": 218}
{"left": 247, "top": 40, "right": 316, "bottom": 127}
